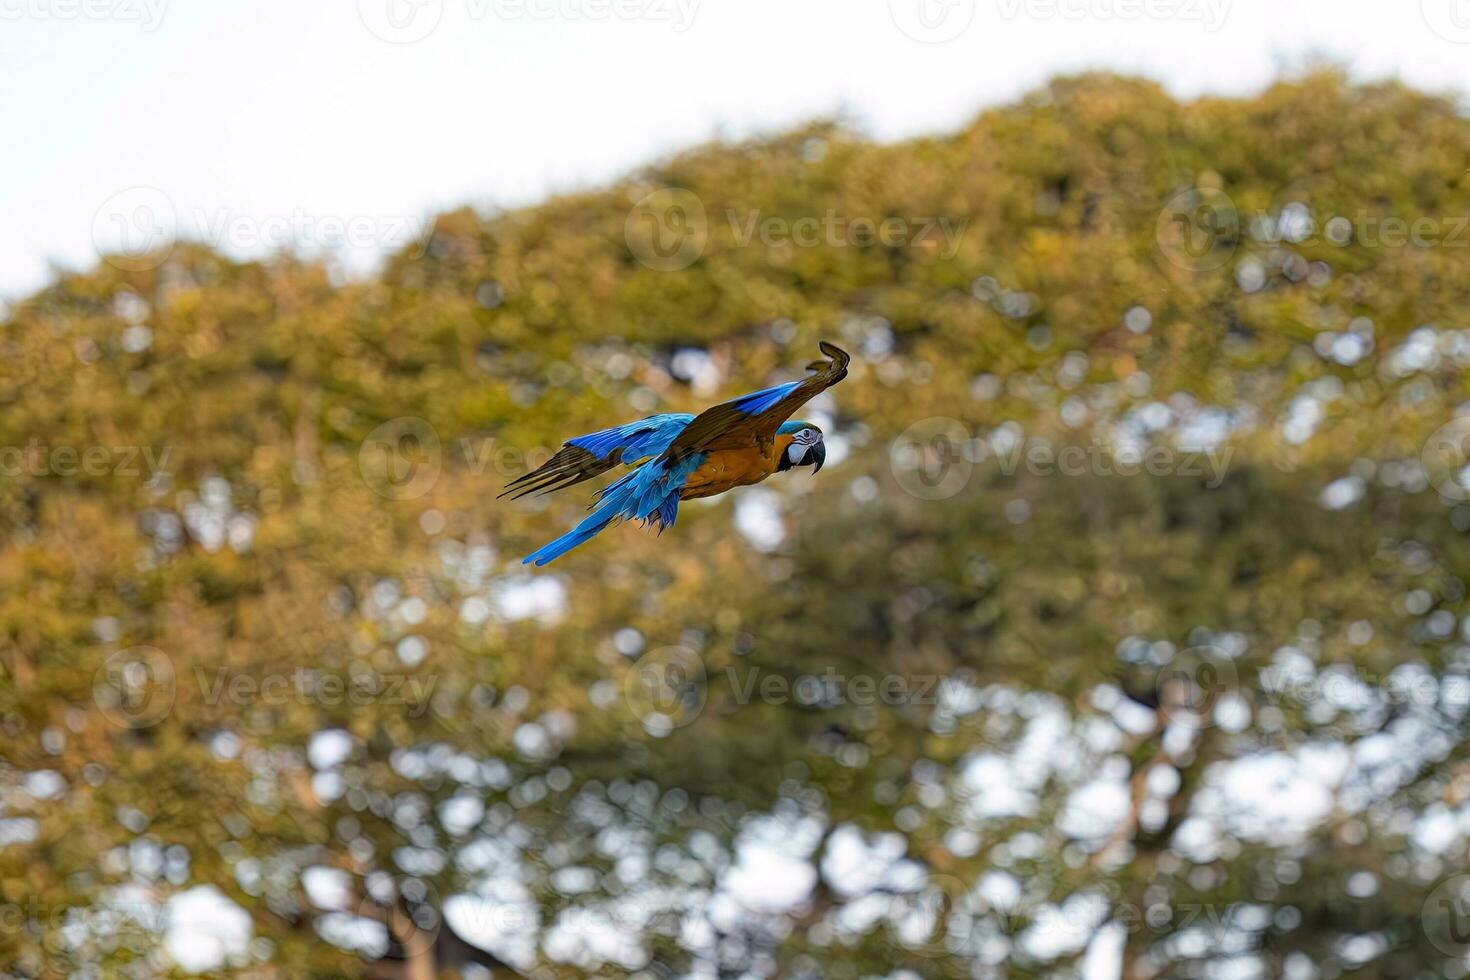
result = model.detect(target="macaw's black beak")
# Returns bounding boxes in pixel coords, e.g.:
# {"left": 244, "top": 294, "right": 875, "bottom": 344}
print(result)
{"left": 807, "top": 441, "right": 826, "bottom": 474}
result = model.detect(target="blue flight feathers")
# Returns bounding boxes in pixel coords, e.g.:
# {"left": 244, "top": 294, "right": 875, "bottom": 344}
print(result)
{"left": 731, "top": 381, "right": 801, "bottom": 416}
{"left": 566, "top": 413, "right": 694, "bottom": 462}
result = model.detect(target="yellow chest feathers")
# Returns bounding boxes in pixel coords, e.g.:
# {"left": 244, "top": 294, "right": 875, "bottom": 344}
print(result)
{"left": 679, "top": 435, "right": 797, "bottom": 500}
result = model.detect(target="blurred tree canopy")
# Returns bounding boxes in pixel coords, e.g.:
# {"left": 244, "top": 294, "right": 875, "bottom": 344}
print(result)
{"left": 5, "top": 71, "right": 1470, "bottom": 978}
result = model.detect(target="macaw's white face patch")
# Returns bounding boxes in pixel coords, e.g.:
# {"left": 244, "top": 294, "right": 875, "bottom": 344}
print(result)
{"left": 787, "top": 427, "right": 822, "bottom": 463}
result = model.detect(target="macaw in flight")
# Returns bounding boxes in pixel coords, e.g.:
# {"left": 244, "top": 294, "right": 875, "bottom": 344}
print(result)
{"left": 503, "top": 342, "right": 850, "bottom": 566}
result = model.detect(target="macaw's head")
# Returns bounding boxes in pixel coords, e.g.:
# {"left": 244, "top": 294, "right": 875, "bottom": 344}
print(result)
{"left": 777, "top": 421, "right": 826, "bottom": 474}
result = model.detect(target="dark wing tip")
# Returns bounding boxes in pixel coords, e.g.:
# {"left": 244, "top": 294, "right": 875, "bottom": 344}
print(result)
{"left": 818, "top": 341, "right": 850, "bottom": 366}
{"left": 807, "top": 342, "right": 851, "bottom": 378}
{"left": 497, "top": 444, "right": 609, "bottom": 499}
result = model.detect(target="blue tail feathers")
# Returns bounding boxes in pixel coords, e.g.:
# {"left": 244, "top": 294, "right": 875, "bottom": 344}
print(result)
{"left": 521, "top": 452, "right": 706, "bottom": 566}
{"left": 521, "top": 503, "right": 620, "bottom": 566}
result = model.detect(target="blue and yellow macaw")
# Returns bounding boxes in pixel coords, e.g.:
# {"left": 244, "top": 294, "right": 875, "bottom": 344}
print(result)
{"left": 503, "top": 342, "right": 850, "bottom": 565}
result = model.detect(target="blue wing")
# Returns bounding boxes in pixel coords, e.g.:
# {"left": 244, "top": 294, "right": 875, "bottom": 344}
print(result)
{"left": 566, "top": 413, "right": 693, "bottom": 463}
{"left": 656, "top": 343, "right": 849, "bottom": 462}
{"left": 729, "top": 381, "right": 802, "bottom": 416}
{"left": 498, "top": 413, "right": 693, "bottom": 499}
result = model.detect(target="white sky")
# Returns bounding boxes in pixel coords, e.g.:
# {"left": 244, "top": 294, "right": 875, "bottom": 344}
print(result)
{"left": 4, "top": 0, "right": 1470, "bottom": 300}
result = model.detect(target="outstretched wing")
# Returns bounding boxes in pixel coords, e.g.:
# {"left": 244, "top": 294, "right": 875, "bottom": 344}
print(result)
{"left": 498, "top": 413, "right": 693, "bottom": 500}
{"left": 658, "top": 342, "right": 850, "bottom": 463}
